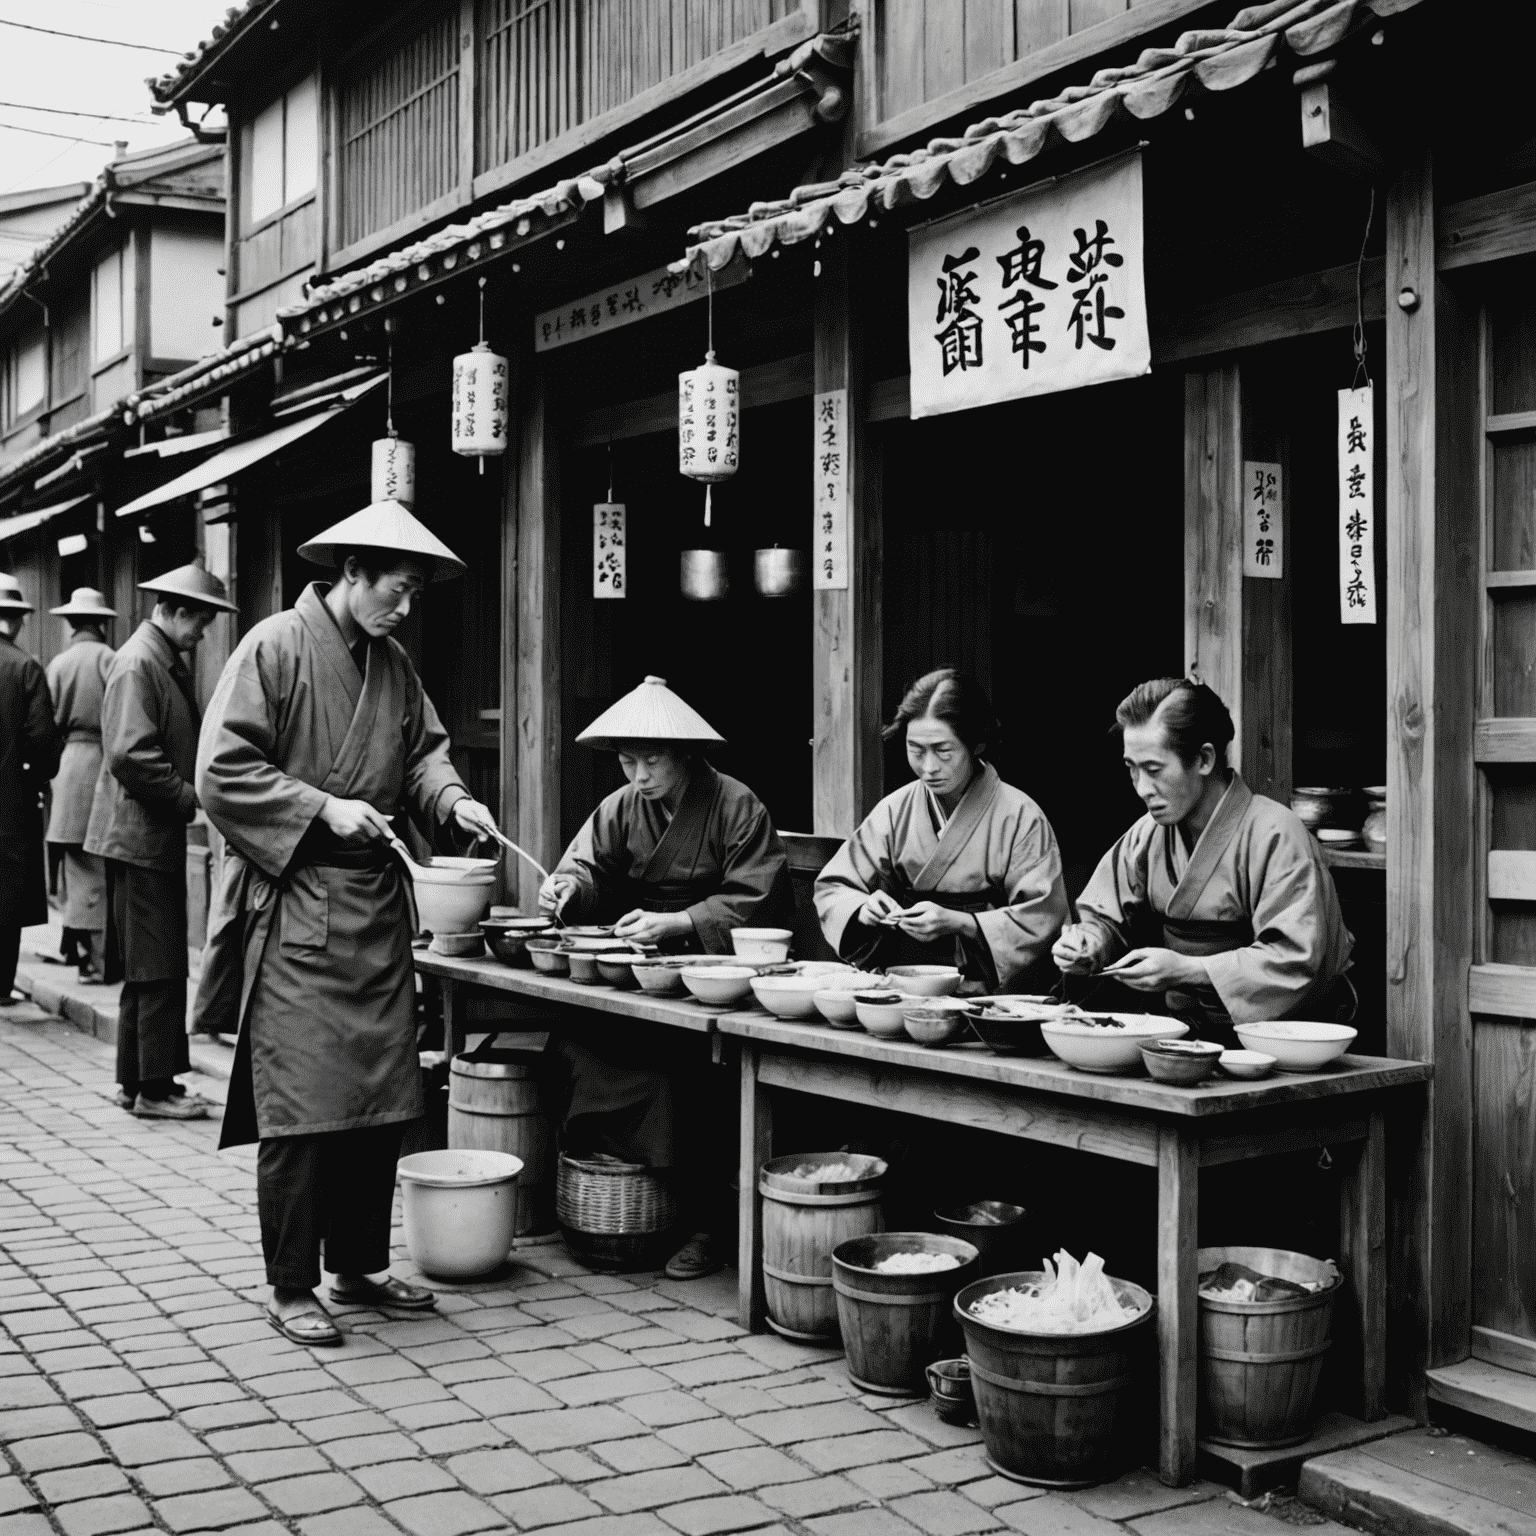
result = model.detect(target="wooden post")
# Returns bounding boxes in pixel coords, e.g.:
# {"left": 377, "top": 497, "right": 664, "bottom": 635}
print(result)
{"left": 1183, "top": 365, "right": 1244, "bottom": 768}
{"left": 738, "top": 1043, "right": 771, "bottom": 1332}
{"left": 506, "top": 352, "right": 562, "bottom": 907}
{"left": 1339, "top": 1107, "right": 1388, "bottom": 1420}
{"left": 1384, "top": 149, "right": 1477, "bottom": 1410}
{"left": 1157, "top": 1125, "right": 1199, "bottom": 1487}
{"left": 812, "top": 233, "right": 883, "bottom": 836}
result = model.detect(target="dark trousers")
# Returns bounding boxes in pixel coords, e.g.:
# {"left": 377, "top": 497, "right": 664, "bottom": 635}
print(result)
{"left": 0, "top": 926, "right": 19, "bottom": 996}
{"left": 257, "top": 1124, "right": 406, "bottom": 1290}
{"left": 116, "top": 981, "right": 190, "bottom": 1097}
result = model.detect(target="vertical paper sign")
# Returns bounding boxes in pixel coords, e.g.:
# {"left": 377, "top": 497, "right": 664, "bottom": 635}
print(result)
{"left": 1337, "top": 386, "right": 1376, "bottom": 624}
{"left": 1243, "top": 460, "right": 1283, "bottom": 579}
{"left": 593, "top": 503, "right": 625, "bottom": 599}
{"left": 813, "top": 388, "right": 848, "bottom": 590}
{"left": 907, "top": 152, "right": 1151, "bottom": 418}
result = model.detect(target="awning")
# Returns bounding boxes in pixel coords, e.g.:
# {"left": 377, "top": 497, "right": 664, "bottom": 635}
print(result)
{"left": 116, "top": 375, "right": 385, "bottom": 518}
{"left": 122, "top": 426, "right": 230, "bottom": 460}
{"left": 0, "top": 494, "right": 91, "bottom": 545}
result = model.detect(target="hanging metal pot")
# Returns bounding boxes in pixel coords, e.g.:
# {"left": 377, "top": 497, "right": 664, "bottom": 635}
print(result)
{"left": 680, "top": 550, "right": 729, "bottom": 602}
{"left": 754, "top": 547, "right": 803, "bottom": 597}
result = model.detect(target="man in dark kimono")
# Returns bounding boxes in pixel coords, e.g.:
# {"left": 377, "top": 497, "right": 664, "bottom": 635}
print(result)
{"left": 0, "top": 573, "right": 60, "bottom": 1006}
{"left": 86, "top": 562, "right": 232, "bottom": 1117}
{"left": 44, "top": 588, "right": 117, "bottom": 981}
{"left": 193, "top": 501, "right": 500, "bottom": 1347}
{"left": 540, "top": 675, "right": 794, "bottom": 1280}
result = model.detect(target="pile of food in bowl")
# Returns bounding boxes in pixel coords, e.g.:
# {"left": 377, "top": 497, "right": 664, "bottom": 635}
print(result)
{"left": 1040, "top": 1014, "right": 1188, "bottom": 1073}
{"left": 965, "top": 1250, "right": 1149, "bottom": 1333}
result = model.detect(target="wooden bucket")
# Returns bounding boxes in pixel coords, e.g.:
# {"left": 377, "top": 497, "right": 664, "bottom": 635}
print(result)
{"left": 955, "top": 1271, "right": 1155, "bottom": 1489}
{"left": 759, "top": 1152, "right": 886, "bottom": 1340}
{"left": 449, "top": 1049, "right": 554, "bottom": 1236}
{"left": 833, "top": 1233, "right": 980, "bottom": 1395}
{"left": 1198, "top": 1245, "right": 1341, "bottom": 1448}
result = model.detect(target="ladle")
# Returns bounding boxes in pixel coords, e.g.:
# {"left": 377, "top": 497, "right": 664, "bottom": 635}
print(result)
{"left": 384, "top": 834, "right": 497, "bottom": 880}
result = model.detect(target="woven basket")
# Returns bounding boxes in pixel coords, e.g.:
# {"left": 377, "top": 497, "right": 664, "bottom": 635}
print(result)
{"left": 557, "top": 1152, "right": 676, "bottom": 1235}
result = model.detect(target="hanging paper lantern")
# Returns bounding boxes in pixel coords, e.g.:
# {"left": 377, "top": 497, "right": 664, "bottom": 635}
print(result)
{"left": 452, "top": 342, "right": 509, "bottom": 472}
{"left": 371, "top": 435, "right": 416, "bottom": 504}
{"left": 678, "top": 350, "right": 739, "bottom": 526}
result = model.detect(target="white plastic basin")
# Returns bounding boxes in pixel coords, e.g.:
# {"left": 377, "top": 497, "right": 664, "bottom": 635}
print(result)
{"left": 398, "top": 1149, "right": 522, "bottom": 1279}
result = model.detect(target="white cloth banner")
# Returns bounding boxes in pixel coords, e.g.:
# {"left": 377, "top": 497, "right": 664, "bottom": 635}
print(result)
{"left": 907, "top": 153, "right": 1150, "bottom": 419}
{"left": 1337, "top": 386, "right": 1377, "bottom": 624}
{"left": 1243, "top": 460, "right": 1283, "bottom": 579}
{"left": 813, "top": 388, "right": 848, "bottom": 590}
{"left": 593, "top": 503, "right": 626, "bottom": 599}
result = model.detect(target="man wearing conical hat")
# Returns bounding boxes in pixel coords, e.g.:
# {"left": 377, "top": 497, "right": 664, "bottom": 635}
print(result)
{"left": 44, "top": 589, "right": 117, "bottom": 982}
{"left": 540, "top": 674, "right": 794, "bottom": 1281}
{"left": 192, "top": 501, "right": 500, "bottom": 1346}
{"left": 0, "top": 574, "right": 60, "bottom": 1008}
{"left": 86, "top": 560, "right": 234, "bottom": 1120}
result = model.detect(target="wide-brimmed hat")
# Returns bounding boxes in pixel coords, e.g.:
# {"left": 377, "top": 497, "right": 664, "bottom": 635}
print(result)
{"left": 51, "top": 587, "right": 117, "bottom": 620}
{"left": 0, "top": 574, "right": 34, "bottom": 613}
{"left": 297, "top": 500, "right": 465, "bottom": 583}
{"left": 576, "top": 675, "right": 726, "bottom": 752}
{"left": 139, "top": 561, "right": 237, "bottom": 614}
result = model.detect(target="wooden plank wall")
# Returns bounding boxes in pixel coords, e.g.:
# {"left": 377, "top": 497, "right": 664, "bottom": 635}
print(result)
{"left": 1384, "top": 150, "right": 1477, "bottom": 1407}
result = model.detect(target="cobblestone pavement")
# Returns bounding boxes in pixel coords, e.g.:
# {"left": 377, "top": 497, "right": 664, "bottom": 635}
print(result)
{"left": 0, "top": 1010, "right": 1353, "bottom": 1536}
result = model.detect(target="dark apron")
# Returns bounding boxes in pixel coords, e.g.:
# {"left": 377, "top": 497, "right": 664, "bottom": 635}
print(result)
{"left": 876, "top": 875, "right": 1011, "bottom": 991}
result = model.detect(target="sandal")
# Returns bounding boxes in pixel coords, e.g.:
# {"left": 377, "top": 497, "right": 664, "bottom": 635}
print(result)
{"left": 327, "top": 1274, "right": 436, "bottom": 1311}
{"left": 665, "top": 1233, "right": 722, "bottom": 1281}
{"left": 266, "top": 1304, "right": 343, "bottom": 1346}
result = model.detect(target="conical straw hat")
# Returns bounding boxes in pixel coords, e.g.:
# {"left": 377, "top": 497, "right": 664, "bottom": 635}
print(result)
{"left": 576, "top": 675, "right": 726, "bottom": 751}
{"left": 51, "top": 587, "right": 117, "bottom": 619}
{"left": 297, "top": 500, "right": 465, "bottom": 583}
{"left": 139, "top": 560, "right": 237, "bottom": 613}
{"left": 0, "top": 573, "right": 34, "bottom": 613}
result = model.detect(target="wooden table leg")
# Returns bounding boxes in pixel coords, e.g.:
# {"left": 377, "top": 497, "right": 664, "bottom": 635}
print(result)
{"left": 1157, "top": 1125, "right": 1199, "bottom": 1487}
{"left": 738, "top": 1043, "right": 771, "bottom": 1334}
{"left": 442, "top": 979, "right": 465, "bottom": 1064}
{"left": 1340, "top": 1106, "right": 1387, "bottom": 1420}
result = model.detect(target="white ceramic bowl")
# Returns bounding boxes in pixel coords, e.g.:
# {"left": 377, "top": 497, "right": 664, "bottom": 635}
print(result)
{"left": 681, "top": 966, "right": 756, "bottom": 1006}
{"left": 1219, "top": 1049, "right": 1277, "bottom": 1080}
{"left": 855, "top": 992, "right": 918, "bottom": 1038}
{"left": 632, "top": 961, "right": 684, "bottom": 996}
{"left": 1233, "top": 1022, "right": 1357, "bottom": 1072}
{"left": 749, "top": 974, "right": 823, "bottom": 1020}
{"left": 411, "top": 857, "right": 497, "bottom": 936}
{"left": 814, "top": 969, "right": 890, "bottom": 994}
{"left": 732, "top": 927, "right": 794, "bottom": 963}
{"left": 886, "top": 964, "right": 963, "bottom": 998}
{"left": 1040, "top": 1015, "right": 1188, "bottom": 1073}
{"left": 814, "top": 989, "right": 862, "bottom": 1026}
{"left": 398, "top": 1149, "right": 522, "bottom": 1279}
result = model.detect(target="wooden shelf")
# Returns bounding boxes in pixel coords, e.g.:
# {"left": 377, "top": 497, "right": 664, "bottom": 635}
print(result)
{"left": 1486, "top": 570, "right": 1536, "bottom": 589}
{"left": 1486, "top": 410, "right": 1536, "bottom": 438}
{"left": 1320, "top": 846, "right": 1385, "bottom": 871}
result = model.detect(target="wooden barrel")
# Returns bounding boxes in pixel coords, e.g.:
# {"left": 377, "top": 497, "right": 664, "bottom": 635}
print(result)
{"left": 833, "top": 1234, "right": 980, "bottom": 1394}
{"left": 1198, "top": 1245, "right": 1341, "bottom": 1448}
{"left": 956, "top": 1271, "right": 1155, "bottom": 1489}
{"left": 449, "top": 1050, "right": 553, "bottom": 1236}
{"left": 759, "top": 1152, "right": 886, "bottom": 1340}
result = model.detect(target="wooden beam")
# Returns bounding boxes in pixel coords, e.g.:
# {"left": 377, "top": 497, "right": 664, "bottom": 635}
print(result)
{"left": 1489, "top": 851, "right": 1536, "bottom": 903}
{"left": 1157, "top": 1126, "right": 1199, "bottom": 1487}
{"left": 1475, "top": 718, "right": 1536, "bottom": 762}
{"left": 1384, "top": 149, "right": 1478, "bottom": 1406}
{"left": 1439, "top": 180, "right": 1536, "bottom": 272}
{"left": 1469, "top": 963, "right": 1536, "bottom": 1020}
{"left": 1184, "top": 365, "right": 1243, "bottom": 770}
{"left": 1300, "top": 81, "right": 1384, "bottom": 181}
{"left": 812, "top": 233, "right": 883, "bottom": 838}
{"left": 512, "top": 354, "right": 562, "bottom": 907}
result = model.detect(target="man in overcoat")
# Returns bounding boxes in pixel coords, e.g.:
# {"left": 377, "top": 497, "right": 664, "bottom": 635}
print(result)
{"left": 45, "top": 588, "right": 117, "bottom": 981}
{"left": 0, "top": 574, "right": 60, "bottom": 1006}
{"left": 86, "top": 560, "right": 233, "bottom": 1118}
{"left": 193, "top": 500, "right": 500, "bottom": 1345}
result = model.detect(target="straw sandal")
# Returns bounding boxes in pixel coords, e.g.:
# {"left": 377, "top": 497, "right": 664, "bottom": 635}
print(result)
{"left": 266, "top": 1304, "right": 342, "bottom": 1346}
{"left": 665, "top": 1233, "right": 721, "bottom": 1281}
{"left": 328, "top": 1275, "right": 436, "bottom": 1311}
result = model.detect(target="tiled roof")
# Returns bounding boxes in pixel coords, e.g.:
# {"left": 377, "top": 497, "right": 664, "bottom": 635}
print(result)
{"left": 674, "top": 0, "right": 1424, "bottom": 273}
{"left": 147, "top": 0, "right": 276, "bottom": 105}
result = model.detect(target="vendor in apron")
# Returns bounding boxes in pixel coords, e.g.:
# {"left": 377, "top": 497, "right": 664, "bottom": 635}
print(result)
{"left": 815, "top": 668, "right": 1070, "bottom": 994}
{"left": 1054, "top": 677, "right": 1355, "bottom": 1047}
{"left": 538, "top": 675, "right": 794, "bottom": 1281}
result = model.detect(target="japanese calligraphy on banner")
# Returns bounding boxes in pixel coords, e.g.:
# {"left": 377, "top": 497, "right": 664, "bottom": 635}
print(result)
{"left": 907, "top": 153, "right": 1150, "bottom": 418}
{"left": 593, "top": 503, "right": 626, "bottom": 599}
{"left": 1243, "top": 461, "right": 1283, "bottom": 579}
{"left": 813, "top": 389, "right": 848, "bottom": 590}
{"left": 1337, "top": 386, "right": 1377, "bottom": 624}
{"left": 535, "top": 260, "right": 747, "bottom": 352}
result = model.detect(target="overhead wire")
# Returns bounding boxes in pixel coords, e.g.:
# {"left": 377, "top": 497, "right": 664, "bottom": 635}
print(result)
{"left": 0, "top": 119, "right": 118, "bottom": 146}
{"left": 0, "top": 100, "right": 159, "bottom": 125}
{"left": 0, "top": 18, "right": 182, "bottom": 54}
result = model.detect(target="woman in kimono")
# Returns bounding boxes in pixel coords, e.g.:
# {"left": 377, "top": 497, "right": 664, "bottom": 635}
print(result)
{"left": 815, "top": 669, "right": 1070, "bottom": 993}
{"left": 538, "top": 675, "right": 794, "bottom": 1280}
{"left": 1054, "top": 677, "right": 1354, "bottom": 1044}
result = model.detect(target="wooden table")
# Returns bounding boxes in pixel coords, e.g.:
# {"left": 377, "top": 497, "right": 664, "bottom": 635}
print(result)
{"left": 716, "top": 1012, "right": 1431, "bottom": 1489}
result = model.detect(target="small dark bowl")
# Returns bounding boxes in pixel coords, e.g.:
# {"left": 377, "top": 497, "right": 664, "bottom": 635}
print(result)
{"left": 933, "top": 1201, "right": 1027, "bottom": 1276}
{"left": 926, "top": 1358, "right": 975, "bottom": 1425}
{"left": 968, "top": 1012, "right": 1048, "bottom": 1056}
{"left": 480, "top": 919, "right": 554, "bottom": 966}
